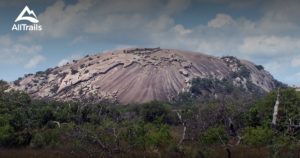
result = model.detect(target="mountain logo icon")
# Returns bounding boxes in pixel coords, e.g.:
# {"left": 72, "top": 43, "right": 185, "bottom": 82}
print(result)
{"left": 15, "top": 5, "right": 39, "bottom": 23}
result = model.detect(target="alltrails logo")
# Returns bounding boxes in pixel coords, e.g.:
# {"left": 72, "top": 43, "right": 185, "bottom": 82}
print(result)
{"left": 12, "top": 5, "right": 42, "bottom": 31}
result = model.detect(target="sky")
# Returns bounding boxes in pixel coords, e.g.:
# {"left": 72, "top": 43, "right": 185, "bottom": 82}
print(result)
{"left": 0, "top": 0, "right": 299, "bottom": 86}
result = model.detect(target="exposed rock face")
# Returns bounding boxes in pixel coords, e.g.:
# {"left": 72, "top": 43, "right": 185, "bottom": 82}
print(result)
{"left": 11, "top": 48, "right": 279, "bottom": 104}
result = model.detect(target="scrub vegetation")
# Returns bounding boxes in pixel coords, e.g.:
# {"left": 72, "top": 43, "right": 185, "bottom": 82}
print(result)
{"left": 0, "top": 79, "right": 299, "bottom": 158}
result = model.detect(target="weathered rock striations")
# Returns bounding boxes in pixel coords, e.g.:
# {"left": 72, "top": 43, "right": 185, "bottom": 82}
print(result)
{"left": 11, "top": 48, "right": 279, "bottom": 104}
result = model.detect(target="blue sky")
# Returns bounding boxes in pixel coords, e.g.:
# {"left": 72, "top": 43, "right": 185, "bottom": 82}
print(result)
{"left": 0, "top": 0, "right": 299, "bottom": 86}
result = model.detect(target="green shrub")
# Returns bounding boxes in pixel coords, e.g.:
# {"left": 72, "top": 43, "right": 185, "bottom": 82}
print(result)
{"left": 9, "top": 112, "right": 28, "bottom": 131}
{"left": 191, "top": 78, "right": 214, "bottom": 95}
{"left": 31, "top": 130, "right": 59, "bottom": 148}
{"left": 71, "top": 69, "right": 79, "bottom": 75}
{"left": 10, "top": 131, "right": 32, "bottom": 146}
{"left": 190, "top": 78, "right": 236, "bottom": 96}
{"left": 242, "top": 127, "right": 273, "bottom": 146}
{"left": 141, "top": 101, "right": 171, "bottom": 123}
{"left": 124, "top": 121, "right": 172, "bottom": 150}
{"left": 40, "top": 107, "right": 56, "bottom": 126}
{"left": 0, "top": 80, "right": 8, "bottom": 93}
{"left": 238, "top": 66, "right": 251, "bottom": 78}
{"left": 50, "top": 84, "right": 59, "bottom": 93}
{"left": 0, "top": 125, "right": 13, "bottom": 146}
{"left": 199, "top": 126, "right": 228, "bottom": 145}
{"left": 31, "top": 133, "right": 45, "bottom": 148}
{"left": 145, "top": 123, "right": 172, "bottom": 148}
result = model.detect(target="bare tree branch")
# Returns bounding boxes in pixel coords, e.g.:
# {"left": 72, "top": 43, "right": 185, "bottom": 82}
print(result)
{"left": 272, "top": 88, "right": 280, "bottom": 127}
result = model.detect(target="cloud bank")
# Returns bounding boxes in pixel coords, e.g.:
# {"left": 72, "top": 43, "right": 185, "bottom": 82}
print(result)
{"left": 1, "top": 0, "right": 300, "bottom": 85}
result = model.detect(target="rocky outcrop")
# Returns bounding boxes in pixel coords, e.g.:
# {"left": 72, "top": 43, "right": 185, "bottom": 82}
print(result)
{"left": 11, "top": 48, "right": 279, "bottom": 104}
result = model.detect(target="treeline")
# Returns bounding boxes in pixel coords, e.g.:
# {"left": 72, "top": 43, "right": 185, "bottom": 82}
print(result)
{"left": 0, "top": 80, "right": 300, "bottom": 157}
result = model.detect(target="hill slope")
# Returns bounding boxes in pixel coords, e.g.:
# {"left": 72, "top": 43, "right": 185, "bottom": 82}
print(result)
{"left": 11, "top": 48, "right": 279, "bottom": 104}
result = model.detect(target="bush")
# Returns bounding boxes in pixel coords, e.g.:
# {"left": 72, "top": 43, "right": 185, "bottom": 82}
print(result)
{"left": 124, "top": 121, "right": 172, "bottom": 150}
{"left": 10, "top": 131, "right": 32, "bottom": 146}
{"left": 9, "top": 110, "right": 29, "bottom": 131}
{"left": 40, "top": 107, "right": 56, "bottom": 125}
{"left": 71, "top": 69, "right": 79, "bottom": 75}
{"left": 238, "top": 66, "right": 251, "bottom": 78}
{"left": 50, "top": 84, "right": 59, "bottom": 93}
{"left": 31, "top": 130, "right": 59, "bottom": 148}
{"left": 141, "top": 101, "right": 171, "bottom": 123}
{"left": 199, "top": 126, "right": 228, "bottom": 145}
{"left": 13, "top": 77, "right": 22, "bottom": 86}
{"left": 0, "top": 125, "right": 13, "bottom": 146}
{"left": 31, "top": 133, "right": 45, "bottom": 148}
{"left": 255, "top": 65, "right": 264, "bottom": 70}
{"left": 0, "top": 80, "right": 8, "bottom": 92}
{"left": 145, "top": 123, "right": 172, "bottom": 148}
{"left": 242, "top": 127, "right": 273, "bottom": 146}
{"left": 190, "top": 78, "right": 235, "bottom": 96}
{"left": 250, "top": 88, "right": 300, "bottom": 131}
{"left": 80, "top": 64, "right": 85, "bottom": 69}
{"left": 230, "top": 66, "right": 250, "bottom": 79}
{"left": 191, "top": 78, "right": 214, "bottom": 95}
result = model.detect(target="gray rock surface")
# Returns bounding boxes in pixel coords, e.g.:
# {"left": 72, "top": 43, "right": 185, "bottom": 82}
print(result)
{"left": 11, "top": 48, "right": 278, "bottom": 104}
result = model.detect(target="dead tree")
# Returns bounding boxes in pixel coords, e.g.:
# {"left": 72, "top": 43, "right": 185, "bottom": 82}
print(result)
{"left": 176, "top": 111, "right": 186, "bottom": 146}
{"left": 218, "top": 134, "right": 231, "bottom": 158}
{"left": 272, "top": 88, "right": 280, "bottom": 128}
{"left": 112, "top": 127, "right": 120, "bottom": 152}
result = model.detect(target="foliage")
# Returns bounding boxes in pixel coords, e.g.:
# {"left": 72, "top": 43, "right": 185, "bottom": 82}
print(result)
{"left": 124, "top": 120, "right": 172, "bottom": 150}
{"left": 31, "top": 129, "right": 60, "bottom": 148}
{"left": 190, "top": 78, "right": 235, "bottom": 96}
{"left": 71, "top": 69, "right": 79, "bottom": 75}
{"left": 199, "top": 126, "right": 228, "bottom": 145}
{"left": 242, "top": 127, "right": 273, "bottom": 146}
{"left": 0, "top": 82, "right": 300, "bottom": 157}
{"left": 237, "top": 66, "right": 251, "bottom": 78}
{"left": 140, "top": 101, "right": 174, "bottom": 124}
{"left": 50, "top": 84, "right": 59, "bottom": 93}
{"left": 248, "top": 88, "right": 300, "bottom": 131}
{"left": 0, "top": 80, "right": 8, "bottom": 92}
{"left": 255, "top": 65, "right": 264, "bottom": 71}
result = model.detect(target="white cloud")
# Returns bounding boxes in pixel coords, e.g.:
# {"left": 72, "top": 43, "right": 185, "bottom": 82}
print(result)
{"left": 239, "top": 36, "right": 300, "bottom": 56}
{"left": 208, "top": 13, "right": 234, "bottom": 28}
{"left": 58, "top": 59, "right": 69, "bottom": 67}
{"left": 291, "top": 57, "right": 300, "bottom": 67}
{"left": 284, "top": 72, "right": 300, "bottom": 86}
{"left": 33, "top": 0, "right": 189, "bottom": 40}
{"left": 0, "top": 35, "right": 43, "bottom": 66}
{"left": 0, "top": 35, "right": 12, "bottom": 46}
{"left": 172, "top": 24, "right": 192, "bottom": 35}
{"left": 25, "top": 55, "right": 45, "bottom": 68}
{"left": 264, "top": 61, "right": 286, "bottom": 74}
{"left": 9, "top": 0, "right": 300, "bottom": 85}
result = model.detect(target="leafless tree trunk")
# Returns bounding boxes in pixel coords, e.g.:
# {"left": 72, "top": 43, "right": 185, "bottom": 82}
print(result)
{"left": 113, "top": 127, "right": 120, "bottom": 151}
{"left": 218, "top": 135, "right": 231, "bottom": 158}
{"left": 272, "top": 88, "right": 280, "bottom": 127}
{"left": 176, "top": 111, "right": 186, "bottom": 146}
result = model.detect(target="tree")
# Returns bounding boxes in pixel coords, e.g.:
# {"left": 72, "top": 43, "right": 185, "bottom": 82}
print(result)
{"left": 0, "top": 80, "right": 8, "bottom": 93}
{"left": 242, "top": 127, "right": 273, "bottom": 146}
{"left": 141, "top": 101, "right": 171, "bottom": 123}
